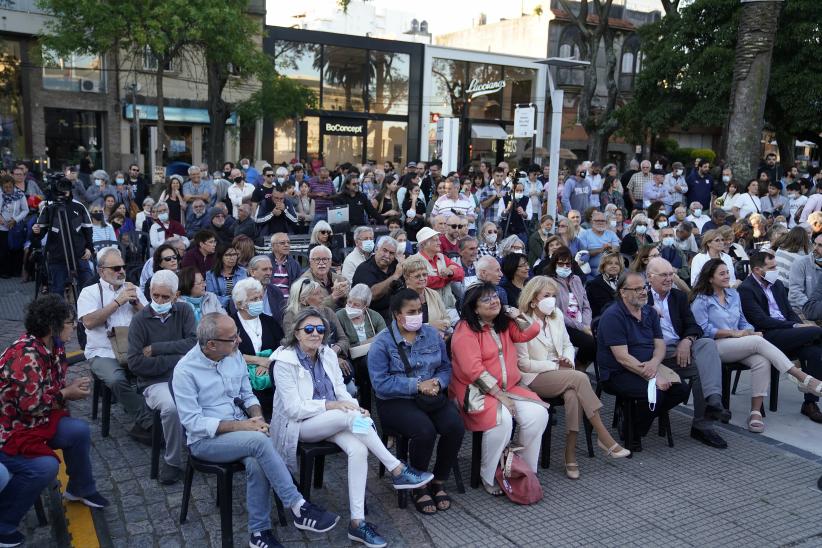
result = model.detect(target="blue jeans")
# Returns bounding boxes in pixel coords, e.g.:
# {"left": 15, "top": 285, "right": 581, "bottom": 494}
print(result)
{"left": 0, "top": 463, "right": 8, "bottom": 493}
{"left": 189, "top": 431, "right": 301, "bottom": 533}
{"left": 0, "top": 417, "right": 96, "bottom": 534}
{"left": 48, "top": 260, "right": 94, "bottom": 296}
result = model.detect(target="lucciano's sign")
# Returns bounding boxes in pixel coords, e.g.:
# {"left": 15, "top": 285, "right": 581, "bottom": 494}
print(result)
{"left": 466, "top": 79, "right": 506, "bottom": 98}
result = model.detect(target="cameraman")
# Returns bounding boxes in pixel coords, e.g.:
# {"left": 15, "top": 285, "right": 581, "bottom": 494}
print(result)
{"left": 31, "top": 177, "right": 94, "bottom": 296}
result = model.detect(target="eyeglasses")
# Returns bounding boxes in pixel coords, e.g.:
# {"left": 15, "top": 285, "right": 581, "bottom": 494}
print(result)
{"left": 212, "top": 333, "right": 241, "bottom": 343}
{"left": 318, "top": 230, "right": 332, "bottom": 235}
{"left": 621, "top": 285, "right": 648, "bottom": 294}
{"left": 160, "top": 255, "right": 178, "bottom": 262}
{"left": 479, "top": 293, "right": 500, "bottom": 304}
{"left": 485, "top": 230, "right": 498, "bottom": 235}
{"left": 264, "top": 173, "right": 275, "bottom": 177}
{"left": 310, "top": 257, "right": 331, "bottom": 264}
{"left": 297, "top": 324, "right": 326, "bottom": 335}
{"left": 449, "top": 224, "right": 467, "bottom": 229}
{"left": 102, "top": 264, "right": 125, "bottom": 272}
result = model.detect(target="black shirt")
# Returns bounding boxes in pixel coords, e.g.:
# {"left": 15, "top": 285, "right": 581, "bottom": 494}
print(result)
{"left": 352, "top": 257, "right": 397, "bottom": 318}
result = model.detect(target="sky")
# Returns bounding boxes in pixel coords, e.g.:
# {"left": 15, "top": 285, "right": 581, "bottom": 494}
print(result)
{"left": 267, "top": 0, "right": 665, "bottom": 36}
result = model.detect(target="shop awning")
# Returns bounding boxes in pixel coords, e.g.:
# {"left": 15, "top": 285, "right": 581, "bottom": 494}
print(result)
{"left": 123, "top": 104, "right": 237, "bottom": 125}
{"left": 471, "top": 123, "right": 509, "bottom": 140}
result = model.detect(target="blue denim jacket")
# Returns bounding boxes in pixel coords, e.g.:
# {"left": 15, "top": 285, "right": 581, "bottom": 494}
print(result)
{"left": 206, "top": 266, "right": 248, "bottom": 307}
{"left": 368, "top": 321, "right": 451, "bottom": 399}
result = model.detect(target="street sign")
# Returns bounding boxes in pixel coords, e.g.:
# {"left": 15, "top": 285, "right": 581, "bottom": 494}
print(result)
{"left": 514, "top": 105, "right": 536, "bottom": 138}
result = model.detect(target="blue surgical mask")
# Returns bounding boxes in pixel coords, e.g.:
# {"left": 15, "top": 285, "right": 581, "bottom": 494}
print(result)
{"left": 662, "top": 236, "right": 675, "bottom": 247}
{"left": 556, "top": 266, "right": 572, "bottom": 278}
{"left": 635, "top": 225, "right": 648, "bottom": 235}
{"left": 158, "top": 212, "right": 169, "bottom": 222}
{"left": 247, "top": 300, "right": 264, "bottom": 317}
{"left": 183, "top": 295, "right": 203, "bottom": 306}
{"left": 115, "top": 177, "right": 125, "bottom": 185}
{"left": 94, "top": 179, "right": 103, "bottom": 187}
{"left": 361, "top": 239, "right": 375, "bottom": 253}
{"left": 151, "top": 301, "right": 172, "bottom": 315}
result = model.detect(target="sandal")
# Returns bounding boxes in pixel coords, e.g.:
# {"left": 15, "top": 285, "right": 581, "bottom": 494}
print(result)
{"left": 482, "top": 480, "right": 503, "bottom": 496}
{"left": 429, "top": 483, "right": 451, "bottom": 511}
{"left": 748, "top": 410, "right": 765, "bottom": 433}
{"left": 794, "top": 375, "right": 822, "bottom": 395}
{"left": 412, "top": 490, "right": 437, "bottom": 515}
{"left": 564, "top": 461, "right": 580, "bottom": 480}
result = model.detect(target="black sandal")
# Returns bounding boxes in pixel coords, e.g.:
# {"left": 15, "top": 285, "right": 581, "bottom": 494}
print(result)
{"left": 430, "top": 483, "right": 451, "bottom": 511}
{"left": 412, "top": 490, "right": 437, "bottom": 515}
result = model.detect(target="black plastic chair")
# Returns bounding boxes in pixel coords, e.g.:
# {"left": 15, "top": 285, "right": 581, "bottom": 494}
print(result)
{"left": 33, "top": 494, "right": 47, "bottom": 526}
{"left": 723, "top": 362, "right": 775, "bottom": 416}
{"left": 149, "top": 409, "right": 162, "bottom": 480}
{"left": 296, "top": 441, "right": 342, "bottom": 502}
{"left": 470, "top": 431, "right": 483, "bottom": 489}
{"left": 377, "top": 428, "right": 465, "bottom": 508}
{"left": 90, "top": 374, "right": 113, "bottom": 438}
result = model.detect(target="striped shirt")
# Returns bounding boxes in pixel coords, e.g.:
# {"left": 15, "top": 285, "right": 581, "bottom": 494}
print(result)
{"left": 271, "top": 256, "right": 290, "bottom": 298}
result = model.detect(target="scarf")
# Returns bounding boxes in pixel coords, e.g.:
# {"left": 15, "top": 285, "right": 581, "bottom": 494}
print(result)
{"left": 2, "top": 187, "right": 24, "bottom": 205}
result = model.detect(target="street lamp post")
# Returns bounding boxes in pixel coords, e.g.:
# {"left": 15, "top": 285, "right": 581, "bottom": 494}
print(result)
{"left": 536, "top": 57, "right": 590, "bottom": 220}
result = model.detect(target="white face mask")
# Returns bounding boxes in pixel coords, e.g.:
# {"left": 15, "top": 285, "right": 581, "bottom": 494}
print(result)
{"left": 609, "top": 220, "right": 617, "bottom": 228}
{"left": 647, "top": 377, "right": 657, "bottom": 411}
{"left": 485, "top": 233, "right": 497, "bottom": 245}
{"left": 537, "top": 296, "right": 556, "bottom": 316}
{"left": 693, "top": 208, "right": 702, "bottom": 217}
{"left": 722, "top": 175, "right": 731, "bottom": 183}
{"left": 345, "top": 305, "right": 363, "bottom": 319}
{"left": 674, "top": 169, "right": 683, "bottom": 177}
{"left": 635, "top": 225, "right": 648, "bottom": 235}
{"left": 514, "top": 192, "right": 524, "bottom": 200}
{"left": 763, "top": 270, "right": 779, "bottom": 284}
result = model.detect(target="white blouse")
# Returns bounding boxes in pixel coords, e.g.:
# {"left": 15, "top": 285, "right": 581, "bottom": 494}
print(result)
{"left": 239, "top": 315, "right": 262, "bottom": 354}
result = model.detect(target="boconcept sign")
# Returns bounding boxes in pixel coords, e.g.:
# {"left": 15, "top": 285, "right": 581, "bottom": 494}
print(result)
{"left": 322, "top": 118, "right": 366, "bottom": 136}
{"left": 466, "top": 79, "right": 506, "bottom": 98}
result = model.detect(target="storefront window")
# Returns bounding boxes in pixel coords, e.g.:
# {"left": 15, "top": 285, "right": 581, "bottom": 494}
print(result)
{"left": 0, "top": 39, "right": 26, "bottom": 168}
{"left": 503, "top": 66, "right": 537, "bottom": 120}
{"left": 45, "top": 108, "right": 103, "bottom": 170}
{"left": 273, "top": 41, "right": 321, "bottom": 97}
{"left": 367, "top": 121, "right": 407, "bottom": 165}
{"left": 322, "top": 46, "right": 367, "bottom": 112}
{"left": 165, "top": 126, "right": 193, "bottom": 165}
{"left": 368, "top": 51, "right": 410, "bottom": 115}
{"left": 42, "top": 49, "right": 105, "bottom": 93}
{"left": 431, "top": 58, "right": 467, "bottom": 118}
{"left": 466, "top": 62, "right": 503, "bottom": 120}
{"left": 272, "top": 118, "right": 297, "bottom": 165}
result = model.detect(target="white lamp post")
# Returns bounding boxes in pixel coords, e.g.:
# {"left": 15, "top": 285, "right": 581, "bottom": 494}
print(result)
{"left": 536, "top": 57, "right": 591, "bottom": 219}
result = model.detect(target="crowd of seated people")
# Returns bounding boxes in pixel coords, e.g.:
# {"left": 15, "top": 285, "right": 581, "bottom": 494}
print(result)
{"left": 1, "top": 155, "right": 821, "bottom": 548}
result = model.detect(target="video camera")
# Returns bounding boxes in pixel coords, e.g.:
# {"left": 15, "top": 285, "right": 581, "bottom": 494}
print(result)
{"left": 43, "top": 172, "right": 73, "bottom": 203}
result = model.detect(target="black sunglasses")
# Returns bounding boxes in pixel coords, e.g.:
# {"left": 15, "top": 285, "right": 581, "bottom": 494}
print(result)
{"left": 102, "top": 264, "right": 125, "bottom": 272}
{"left": 298, "top": 324, "right": 326, "bottom": 335}
{"left": 160, "top": 255, "right": 178, "bottom": 262}
{"left": 449, "top": 224, "right": 467, "bottom": 229}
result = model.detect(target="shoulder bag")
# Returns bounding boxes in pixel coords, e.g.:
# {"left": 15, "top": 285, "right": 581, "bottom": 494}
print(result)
{"left": 495, "top": 422, "right": 544, "bottom": 505}
{"left": 389, "top": 326, "right": 447, "bottom": 413}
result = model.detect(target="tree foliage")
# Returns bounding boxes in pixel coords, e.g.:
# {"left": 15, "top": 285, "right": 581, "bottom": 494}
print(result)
{"left": 618, "top": 0, "right": 822, "bottom": 162}
{"left": 236, "top": 74, "right": 317, "bottom": 123}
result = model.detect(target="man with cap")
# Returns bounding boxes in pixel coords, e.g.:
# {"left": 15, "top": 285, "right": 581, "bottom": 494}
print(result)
{"left": 643, "top": 169, "right": 670, "bottom": 212}
{"left": 404, "top": 161, "right": 417, "bottom": 175}
{"left": 413, "top": 227, "right": 464, "bottom": 293}
{"left": 664, "top": 162, "right": 689, "bottom": 207}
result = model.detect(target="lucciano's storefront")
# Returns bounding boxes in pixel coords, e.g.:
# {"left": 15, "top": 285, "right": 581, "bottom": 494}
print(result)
{"left": 263, "top": 28, "right": 546, "bottom": 170}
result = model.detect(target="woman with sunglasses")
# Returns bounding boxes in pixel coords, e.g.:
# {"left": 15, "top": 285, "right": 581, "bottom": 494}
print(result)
{"left": 309, "top": 220, "right": 344, "bottom": 265}
{"left": 142, "top": 243, "right": 180, "bottom": 301}
{"left": 449, "top": 283, "right": 547, "bottom": 496}
{"left": 206, "top": 246, "right": 248, "bottom": 308}
{"left": 477, "top": 221, "right": 501, "bottom": 258}
{"left": 271, "top": 307, "right": 433, "bottom": 548}
{"left": 545, "top": 246, "right": 596, "bottom": 368}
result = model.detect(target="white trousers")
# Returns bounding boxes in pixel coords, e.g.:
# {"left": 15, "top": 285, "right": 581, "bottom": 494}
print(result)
{"left": 143, "top": 382, "right": 184, "bottom": 468}
{"left": 480, "top": 400, "right": 549, "bottom": 486}
{"left": 298, "top": 409, "right": 401, "bottom": 520}
{"left": 715, "top": 335, "right": 794, "bottom": 397}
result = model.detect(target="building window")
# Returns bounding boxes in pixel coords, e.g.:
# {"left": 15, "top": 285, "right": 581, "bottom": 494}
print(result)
{"left": 44, "top": 108, "right": 104, "bottom": 169}
{"left": 431, "top": 57, "right": 468, "bottom": 118}
{"left": 273, "top": 41, "right": 321, "bottom": 99}
{"left": 322, "top": 46, "right": 367, "bottom": 112}
{"left": 42, "top": 49, "right": 105, "bottom": 93}
{"left": 0, "top": 39, "right": 26, "bottom": 165}
{"left": 368, "top": 51, "right": 410, "bottom": 116}
{"left": 557, "top": 27, "right": 584, "bottom": 87}
{"left": 367, "top": 120, "right": 407, "bottom": 166}
{"left": 142, "top": 47, "right": 173, "bottom": 71}
{"left": 620, "top": 34, "right": 641, "bottom": 90}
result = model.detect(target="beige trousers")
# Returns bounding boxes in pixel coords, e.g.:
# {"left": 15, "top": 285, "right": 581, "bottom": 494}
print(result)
{"left": 527, "top": 369, "right": 603, "bottom": 433}
{"left": 714, "top": 335, "right": 794, "bottom": 397}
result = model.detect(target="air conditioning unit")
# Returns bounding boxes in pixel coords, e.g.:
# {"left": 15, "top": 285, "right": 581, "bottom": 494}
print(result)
{"left": 79, "top": 79, "right": 102, "bottom": 93}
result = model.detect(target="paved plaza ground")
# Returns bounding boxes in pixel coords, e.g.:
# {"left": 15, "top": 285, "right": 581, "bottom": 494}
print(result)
{"left": 3, "top": 278, "right": 821, "bottom": 548}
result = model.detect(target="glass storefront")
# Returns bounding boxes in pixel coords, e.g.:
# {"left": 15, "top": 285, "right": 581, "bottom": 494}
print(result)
{"left": 367, "top": 121, "right": 407, "bottom": 165}
{"left": 322, "top": 46, "right": 367, "bottom": 112}
{"left": 368, "top": 51, "right": 410, "bottom": 116}
{"left": 45, "top": 108, "right": 103, "bottom": 170}
{"left": 0, "top": 39, "right": 26, "bottom": 169}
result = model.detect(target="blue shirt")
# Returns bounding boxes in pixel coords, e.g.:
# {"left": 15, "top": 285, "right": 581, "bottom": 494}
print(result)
{"left": 596, "top": 300, "right": 662, "bottom": 382}
{"left": 690, "top": 289, "right": 753, "bottom": 339}
{"left": 206, "top": 266, "right": 248, "bottom": 308}
{"left": 368, "top": 321, "right": 452, "bottom": 399}
{"left": 295, "top": 346, "right": 336, "bottom": 401}
{"left": 578, "top": 229, "right": 620, "bottom": 271}
{"left": 686, "top": 173, "right": 713, "bottom": 210}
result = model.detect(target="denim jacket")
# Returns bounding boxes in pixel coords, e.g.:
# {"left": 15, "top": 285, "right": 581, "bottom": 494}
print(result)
{"left": 206, "top": 266, "right": 248, "bottom": 307}
{"left": 367, "top": 321, "right": 451, "bottom": 399}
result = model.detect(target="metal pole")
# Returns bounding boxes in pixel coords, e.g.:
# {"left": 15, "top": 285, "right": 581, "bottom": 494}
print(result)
{"left": 131, "top": 76, "right": 141, "bottom": 167}
{"left": 546, "top": 70, "right": 564, "bottom": 219}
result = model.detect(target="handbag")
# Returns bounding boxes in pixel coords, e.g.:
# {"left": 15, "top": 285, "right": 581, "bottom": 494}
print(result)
{"left": 495, "top": 424, "right": 544, "bottom": 505}
{"left": 389, "top": 326, "right": 447, "bottom": 413}
{"left": 98, "top": 283, "right": 130, "bottom": 365}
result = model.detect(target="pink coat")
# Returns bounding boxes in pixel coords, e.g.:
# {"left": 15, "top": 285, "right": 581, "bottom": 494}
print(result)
{"left": 449, "top": 319, "right": 540, "bottom": 431}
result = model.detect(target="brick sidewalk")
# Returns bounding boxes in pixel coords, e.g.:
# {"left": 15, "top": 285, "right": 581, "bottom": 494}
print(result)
{"left": 4, "top": 277, "right": 822, "bottom": 547}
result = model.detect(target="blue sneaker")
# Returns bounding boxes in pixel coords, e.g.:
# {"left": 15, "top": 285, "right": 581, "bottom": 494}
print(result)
{"left": 249, "top": 529, "right": 282, "bottom": 548}
{"left": 292, "top": 500, "right": 339, "bottom": 533}
{"left": 63, "top": 491, "right": 109, "bottom": 508}
{"left": 348, "top": 521, "right": 387, "bottom": 548}
{"left": 390, "top": 463, "right": 434, "bottom": 490}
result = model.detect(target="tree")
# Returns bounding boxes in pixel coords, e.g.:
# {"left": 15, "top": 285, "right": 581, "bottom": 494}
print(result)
{"left": 39, "top": 0, "right": 200, "bottom": 167}
{"left": 235, "top": 75, "right": 317, "bottom": 129}
{"left": 558, "top": 0, "right": 619, "bottom": 164}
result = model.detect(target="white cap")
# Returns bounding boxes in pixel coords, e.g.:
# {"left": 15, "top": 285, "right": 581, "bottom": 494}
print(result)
{"left": 415, "top": 227, "right": 440, "bottom": 245}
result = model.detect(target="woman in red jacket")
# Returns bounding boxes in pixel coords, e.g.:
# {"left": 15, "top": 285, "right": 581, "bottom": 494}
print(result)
{"left": 449, "top": 283, "right": 548, "bottom": 495}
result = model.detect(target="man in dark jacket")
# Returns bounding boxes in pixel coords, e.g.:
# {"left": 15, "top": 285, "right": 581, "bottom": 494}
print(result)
{"left": 234, "top": 203, "right": 257, "bottom": 239}
{"left": 739, "top": 250, "right": 822, "bottom": 423}
{"left": 333, "top": 174, "right": 383, "bottom": 241}
{"left": 255, "top": 187, "right": 297, "bottom": 241}
{"left": 127, "top": 270, "right": 197, "bottom": 484}
{"left": 646, "top": 258, "right": 730, "bottom": 448}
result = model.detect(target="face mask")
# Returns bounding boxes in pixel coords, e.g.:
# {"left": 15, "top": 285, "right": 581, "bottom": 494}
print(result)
{"left": 406, "top": 209, "right": 417, "bottom": 218}
{"left": 115, "top": 177, "right": 125, "bottom": 185}
{"left": 514, "top": 192, "right": 524, "bottom": 200}
{"left": 647, "top": 377, "right": 657, "bottom": 411}
{"left": 654, "top": 162, "right": 662, "bottom": 170}
{"left": 184, "top": 295, "right": 203, "bottom": 306}
{"left": 609, "top": 220, "right": 617, "bottom": 228}
{"left": 158, "top": 212, "right": 169, "bottom": 222}
{"left": 151, "top": 301, "right": 172, "bottom": 315}
{"left": 361, "top": 239, "right": 375, "bottom": 253}
{"left": 662, "top": 236, "right": 675, "bottom": 247}
{"left": 485, "top": 233, "right": 497, "bottom": 245}
{"left": 241, "top": 163, "right": 249, "bottom": 170}
{"left": 276, "top": 177, "right": 285, "bottom": 184}
{"left": 722, "top": 175, "right": 731, "bottom": 183}
{"left": 223, "top": 170, "right": 231, "bottom": 179}
{"left": 94, "top": 179, "right": 103, "bottom": 187}
{"left": 556, "top": 266, "right": 572, "bottom": 278}
{"left": 763, "top": 270, "right": 779, "bottom": 284}
{"left": 247, "top": 300, "right": 264, "bottom": 317}
{"left": 693, "top": 209, "right": 702, "bottom": 217}
{"left": 657, "top": 221, "right": 668, "bottom": 229}
{"left": 403, "top": 313, "right": 423, "bottom": 332}
{"left": 789, "top": 193, "right": 798, "bottom": 199}
{"left": 635, "top": 225, "right": 648, "bottom": 235}
{"left": 345, "top": 306, "right": 363, "bottom": 319}
{"left": 674, "top": 169, "right": 683, "bottom": 177}
{"left": 233, "top": 176, "right": 244, "bottom": 184}
{"left": 91, "top": 212, "right": 104, "bottom": 222}
{"left": 537, "top": 296, "right": 556, "bottom": 316}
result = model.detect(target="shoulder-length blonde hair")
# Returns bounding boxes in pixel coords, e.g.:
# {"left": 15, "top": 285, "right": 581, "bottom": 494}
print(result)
{"left": 309, "top": 220, "right": 333, "bottom": 245}
{"left": 518, "top": 275, "right": 559, "bottom": 314}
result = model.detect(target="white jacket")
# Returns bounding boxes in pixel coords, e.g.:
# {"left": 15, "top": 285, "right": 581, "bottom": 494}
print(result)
{"left": 515, "top": 312, "right": 576, "bottom": 385}
{"left": 269, "top": 345, "right": 356, "bottom": 474}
